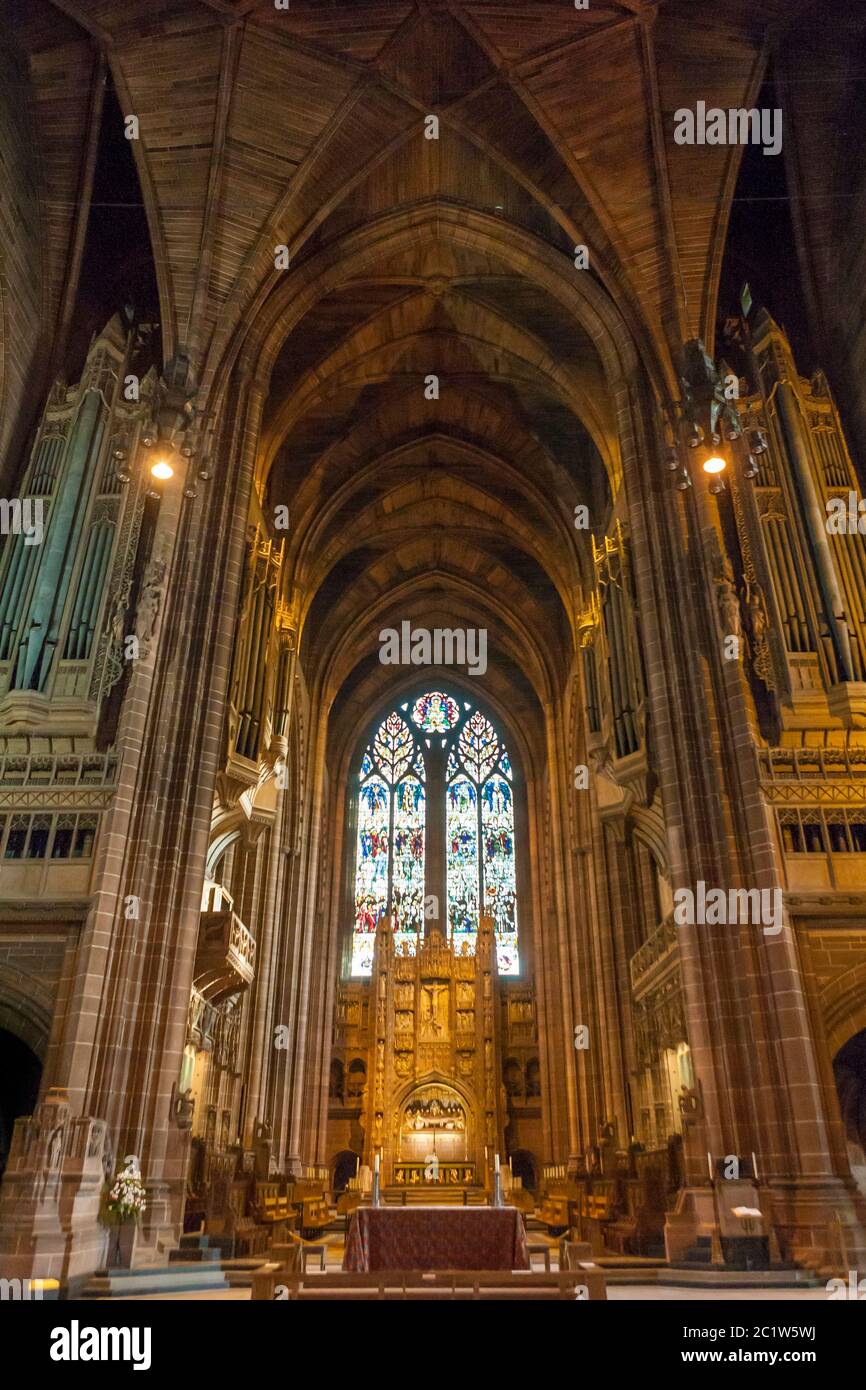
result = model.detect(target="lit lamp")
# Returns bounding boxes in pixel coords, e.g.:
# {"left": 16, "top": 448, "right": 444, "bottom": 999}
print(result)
{"left": 702, "top": 452, "right": 726, "bottom": 476}
{"left": 150, "top": 459, "right": 174, "bottom": 481}
{"left": 702, "top": 450, "right": 727, "bottom": 495}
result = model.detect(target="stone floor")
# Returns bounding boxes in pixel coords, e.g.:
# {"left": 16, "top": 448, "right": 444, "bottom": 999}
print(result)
{"left": 95, "top": 1230, "right": 831, "bottom": 1299}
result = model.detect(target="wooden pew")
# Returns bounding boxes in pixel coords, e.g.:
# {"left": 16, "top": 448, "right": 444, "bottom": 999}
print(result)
{"left": 507, "top": 1186, "right": 535, "bottom": 1215}
{"left": 230, "top": 1212, "right": 269, "bottom": 1257}
{"left": 253, "top": 1181, "right": 297, "bottom": 1242}
{"left": 336, "top": 1189, "right": 362, "bottom": 1232}
{"left": 536, "top": 1192, "right": 571, "bottom": 1234}
{"left": 571, "top": 1177, "right": 624, "bottom": 1254}
{"left": 292, "top": 1184, "right": 332, "bottom": 1236}
{"left": 252, "top": 1267, "right": 607, "bottom": 1301}
{"left": 605, "top": 1160, "right": 666, "bottom": 1256}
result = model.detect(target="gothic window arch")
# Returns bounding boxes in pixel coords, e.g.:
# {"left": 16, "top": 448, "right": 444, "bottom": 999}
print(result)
{"left": 352, "top": 691, "right": 519, "bottom": 977}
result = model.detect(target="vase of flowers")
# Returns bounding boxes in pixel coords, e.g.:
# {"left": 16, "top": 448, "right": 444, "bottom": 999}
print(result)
{"left": 104, "top": 1155, "right": 146, "bottom": 1269}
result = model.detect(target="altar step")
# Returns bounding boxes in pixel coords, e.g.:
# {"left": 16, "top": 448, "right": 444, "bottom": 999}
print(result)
{"left": 79, "top": 1255, "right": 279, "bottom": 1299}
{"left": 79, "top": 1262, "right": 232, "bottom": 1298}
{"left": 169, "top": 1248, "right": 223, "bottom": 1263}
{"left": 590, "top": 1255, "right": 822, "bottom": 1289}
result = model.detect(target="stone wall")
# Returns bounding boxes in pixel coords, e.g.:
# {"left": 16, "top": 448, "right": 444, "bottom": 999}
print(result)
{"left": 0, "top": 37, "right": 42, "bottom": 484}
{"left": 0, "top": 933, "right": 68, "bottom": 1059}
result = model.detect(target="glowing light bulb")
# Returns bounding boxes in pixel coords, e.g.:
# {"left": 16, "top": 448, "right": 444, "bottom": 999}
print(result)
{"left": 702, "top": 454, "right": 726, "bottom": 475}
{"left": 150, "top": 459, "right": 174, "bottom": 481}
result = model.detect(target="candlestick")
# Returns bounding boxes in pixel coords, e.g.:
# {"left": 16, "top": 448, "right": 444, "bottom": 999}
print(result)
{"left": 356, "top": 1155, "right": 360, "bottom": 1175}
{"left": 374, "top": 1152, "right": 380, "bottom": 1174}
{"left": 494, "top": 1152, "right": 500, "bottom": 1174}
{"left": 751, "top": 1151, "right": 759, "bottom": 1182}
{"left": 707, "top": 1151, "right": 714, "bottom": 1182}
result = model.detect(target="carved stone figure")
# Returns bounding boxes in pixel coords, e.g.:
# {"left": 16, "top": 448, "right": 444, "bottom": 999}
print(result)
{"left": 715, "top": 575, "right": 741, "bottom": 639}
{"left": 678, "top": 1085, "right": 702, "bottom": 1126}
{"left": 746, "top": 583, "right": 768, "bottom": 647}
{"left": 175, "top": 1089, "right": 195, "bottom": 1132}
{"left": 110, "top": 578, "right": 132, "bottom": 652}
{"left": 419, "top": 984, "right": 448, "bottom": 1040}
{"left": 135, "top": 555, "right": 168, "bottom": 656}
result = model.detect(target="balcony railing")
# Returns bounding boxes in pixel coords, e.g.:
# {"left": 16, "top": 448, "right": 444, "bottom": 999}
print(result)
{"left": 194, "top": 879, "right": 256, "bottom": 1000}
{"left": 629, "top": 914, "right": 677, "bottom": 995}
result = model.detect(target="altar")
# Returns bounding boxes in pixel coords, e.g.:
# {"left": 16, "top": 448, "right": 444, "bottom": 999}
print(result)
{"left": 343, "top": 1206, "right": 530, "bottom": 1272}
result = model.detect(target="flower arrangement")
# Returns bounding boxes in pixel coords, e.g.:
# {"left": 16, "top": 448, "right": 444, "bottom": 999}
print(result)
{"left": 105, "top": 1156, "right": 147, "bottom": 1224}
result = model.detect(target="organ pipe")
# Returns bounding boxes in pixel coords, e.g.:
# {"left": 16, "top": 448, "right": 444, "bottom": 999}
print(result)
{"left": 774, "top": 379, "right": 854, "bottom": 682}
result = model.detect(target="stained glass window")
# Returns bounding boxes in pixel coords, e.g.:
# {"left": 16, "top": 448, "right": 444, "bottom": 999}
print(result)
{"left": 352, "top": 775, "right": 390, "bottom": 975}
{"left": 411, "top": 690, "right": 460, "bottom": 732}
{"left": 481, "top": 776, "right": 518, "bottom": 974}
{"left": 373, "top": 711, "right": 413, "bottom": 782}
{"left": 458, "top": 711, "right": 499, "bottom": 782}
{"left": 392, "top": 776, "right": 425, "bottom": 956}
{"left": 352, "top": 693, "right": 519, "bottom": 975}
{"left": 447, "top": 778, "right": 478, "bottom": 939}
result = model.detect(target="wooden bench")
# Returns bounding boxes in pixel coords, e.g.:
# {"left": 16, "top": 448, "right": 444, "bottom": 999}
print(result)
{"left": 559, "top": 1237, "right": 593, "bottom": 1269}
{"left": 526, "top": 1241, "right": 552, "bottom": 1271}
{"left": 207, "top": 1180, "right": 269, "bottom": 1257}
{"left": 336, "top": 1190, "right": 362, "bottom": 1227}
{"left": 253, "top": 1181, "right": 298, "bottom": 1242}
{"left": 252, "top": 1268, "right": 606, "bottom": 1301}
{"left": 605, "top": 1165, "right": 666, "bottom": 1256}
{"left": 508, "top": 1187, "right": 535, "bottom": 1215}
{"left": 299, "top": 1193, "right": 332, "bottom": 1236}
{"left": 254, "top": 1181, "right": 294, "bottom": 1223}
{"left": 537, "top": 1194, "right": 570, "bottom": 1233}
{"left": 230, "top": 1213, "right": 269, "bottom": 1257}
{"left": 572, "top": 1180, "right": 622, "bottom": 1255}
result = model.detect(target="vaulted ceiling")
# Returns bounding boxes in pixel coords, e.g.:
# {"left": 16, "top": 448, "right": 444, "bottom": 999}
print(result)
{"left": 6, "top": 0, "right": 823, "bottom": 760}
{"left": 18, "top": 0, "right": 805, "bottom": 378}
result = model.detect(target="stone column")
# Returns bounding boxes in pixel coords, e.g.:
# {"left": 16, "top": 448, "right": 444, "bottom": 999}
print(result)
{"left": 593, "top": 819, "right": 633, "bottom": 1146}
{"left": 0, "top": 374, "right": 265, "bottom": 1281}
{"left": 281, "top": 703, "right": 330, "bottom": 1176}
{"left": 538, "top": 697, "right": 589, "bottom": 1170}
{"left": 241, "top": 617, "right": 297, "bottom": 1150}
{"left": 620, "top": 370, "right": 866, "bottom": 1264}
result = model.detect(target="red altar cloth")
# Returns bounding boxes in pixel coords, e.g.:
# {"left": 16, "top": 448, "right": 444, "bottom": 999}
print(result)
{"left": 343, "top": 1206, "right": 530, "bottom": 1272}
